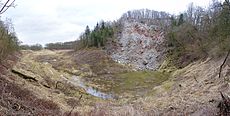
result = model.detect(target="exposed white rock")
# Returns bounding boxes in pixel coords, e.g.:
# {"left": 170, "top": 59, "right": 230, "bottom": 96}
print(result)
{"left": 111, "top": 20, "right": 165, "bottom": 70}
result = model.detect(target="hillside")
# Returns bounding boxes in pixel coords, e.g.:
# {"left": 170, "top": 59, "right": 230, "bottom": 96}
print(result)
{"left": 1, "top": 1, "right": 230, "bottom": 115}
{"left": 0, "top": 49, "right": 229, "bottom": 115}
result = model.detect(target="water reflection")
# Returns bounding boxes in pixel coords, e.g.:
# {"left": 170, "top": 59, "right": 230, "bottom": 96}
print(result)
{"left": 70, "top": 76, "right": 113, "bottom": 99}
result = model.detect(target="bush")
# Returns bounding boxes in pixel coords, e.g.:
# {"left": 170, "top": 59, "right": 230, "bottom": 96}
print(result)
{"left": 166, "top": 23, "right": 208, "bottom": 67}
{"left": 0, "top": 20, "right": 20, "bottom": 62}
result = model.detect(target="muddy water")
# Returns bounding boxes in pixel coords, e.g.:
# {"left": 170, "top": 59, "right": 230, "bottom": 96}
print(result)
{"left": 70, "top": 76, "right": 113, "bottom": 99}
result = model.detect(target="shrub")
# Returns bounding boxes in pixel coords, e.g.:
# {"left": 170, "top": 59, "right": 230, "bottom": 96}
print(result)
{"left": 0, "top": 20, "right": 20, "bottom": 61}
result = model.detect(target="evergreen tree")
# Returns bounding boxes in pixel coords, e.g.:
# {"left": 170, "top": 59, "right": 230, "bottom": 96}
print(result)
{"left": 84, "top": 25, "right": 91, "bottom": 47}
{"left": 75, "top": 21, "right": 114, "bottom": 50}
{"left": 178, "top": 14, "right": 185, "bottom": 26}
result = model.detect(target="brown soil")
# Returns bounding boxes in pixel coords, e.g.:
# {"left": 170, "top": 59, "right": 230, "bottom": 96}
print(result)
{"left": 0, "top": 53, "right": 63, "bottom": 115}
{"left": 1, "top": 50, "right": 230, "bottom": 115}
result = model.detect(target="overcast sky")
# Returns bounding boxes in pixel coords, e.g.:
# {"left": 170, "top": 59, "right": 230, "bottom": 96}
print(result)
{"left": 2, "top": 0, "right": 211, "bottom": 45}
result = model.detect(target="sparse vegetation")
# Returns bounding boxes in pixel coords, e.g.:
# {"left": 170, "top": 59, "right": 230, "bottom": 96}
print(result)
{"left": 0, "top": 19, "right": 20, "bottom": 61}
{"left": 0, "top": 0, "right": 19, "bottom": 62}
{"left": 0, "top": 78, "right": 62, "bottom": 115}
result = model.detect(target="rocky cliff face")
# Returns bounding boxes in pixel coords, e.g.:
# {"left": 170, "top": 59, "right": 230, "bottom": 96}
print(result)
{"left": 110, "top": 20, "right": 165, "bottom": 70}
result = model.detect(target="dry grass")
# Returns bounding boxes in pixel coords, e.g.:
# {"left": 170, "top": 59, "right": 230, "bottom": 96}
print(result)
{"left": 0, "top": 54, "right": 62, "bottom": 115}
{"left": 0, "top": 74, "right": 62, "bottom": 115}
{"left": 2, "top": 50, "right": 229, "bottom": 115}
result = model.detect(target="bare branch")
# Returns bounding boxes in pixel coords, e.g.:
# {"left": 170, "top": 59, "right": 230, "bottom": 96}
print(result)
{"left": 219, "top": 50, "right": 230, "bottom": 78}
{"left": 0, "top": 0, "right": 10, "bottom": 14}
{"left": 67, "top": 95, "right": 83, "bottom": 116}
{"left": 0, "top": 0, "right": 15, "bottom": 15}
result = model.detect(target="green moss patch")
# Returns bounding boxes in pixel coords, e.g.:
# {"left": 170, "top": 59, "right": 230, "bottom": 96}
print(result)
{"left": 113, "top": 71, "right": 171, "bottom": 96}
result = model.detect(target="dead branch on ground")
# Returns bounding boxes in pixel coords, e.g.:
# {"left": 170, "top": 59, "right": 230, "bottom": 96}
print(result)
{"left": 67, "top": 95, "right": 83, "bottom": 116}
{"left": 219, "top": 50, "right": 230, "bottom": 78}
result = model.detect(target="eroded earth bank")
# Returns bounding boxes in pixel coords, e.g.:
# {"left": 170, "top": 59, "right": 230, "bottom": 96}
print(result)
{"left": 0, "top": 49, "right": 230, "bottom": 115}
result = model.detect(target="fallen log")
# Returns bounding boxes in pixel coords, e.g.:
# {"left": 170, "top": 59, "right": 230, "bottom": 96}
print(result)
{"left": 11, "top": 69, "right": 37, "bottom": 82}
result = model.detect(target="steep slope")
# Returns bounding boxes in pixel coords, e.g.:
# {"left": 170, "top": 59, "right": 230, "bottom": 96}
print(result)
{"left": 110, "top": 20, "right": 165, "bottom": 70}
{"left": 89, "top": 57, "right": 230, "bottom": 116}
{"left": 139, "top": 58, "right": 230, "bottom": 115}
{"left": 1, "top": 50, "right": 229, "bottom": 115}
{"left": 0, "top": 53, "right": 63, "bottom": 115}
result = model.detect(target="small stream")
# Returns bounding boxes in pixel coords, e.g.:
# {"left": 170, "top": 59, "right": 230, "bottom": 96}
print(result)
{"left": 69, "top": 76, "right": 113, "bottom": 99}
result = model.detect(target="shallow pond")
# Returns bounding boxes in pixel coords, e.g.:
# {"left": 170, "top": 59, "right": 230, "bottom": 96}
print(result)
{"left": 69, "top": 76, "right": 113, "bottom": 99}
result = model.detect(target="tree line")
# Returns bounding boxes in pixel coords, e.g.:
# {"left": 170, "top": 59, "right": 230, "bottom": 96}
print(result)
{"left": 74, "top": 10, "right": 173, "bottom": 51}
{"left": 20, "top": 44, "right": 43, "bottom": 51}
{"left": 166, "top": 0, "right": 230, "bottom": 67}
{"left": 75, "top": 21, "right": 114, "bottom": 50}
{"left": 45, "top": 41, "right": 76, "bottom": 50}
{"left": 20, "top": 41, "right": 77, "bottom": 51}
{"left": 121, "top": 9, "right": 170, "bottom": 20}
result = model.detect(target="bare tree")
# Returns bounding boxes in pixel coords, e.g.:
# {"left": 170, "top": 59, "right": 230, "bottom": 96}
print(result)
{"left": 0, "top": 0, "right": 15, "bottom": 15}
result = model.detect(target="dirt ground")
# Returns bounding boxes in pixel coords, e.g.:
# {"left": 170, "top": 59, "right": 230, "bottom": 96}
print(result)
{"left": 1, "top": 49, "right": 230, "bottom": 115}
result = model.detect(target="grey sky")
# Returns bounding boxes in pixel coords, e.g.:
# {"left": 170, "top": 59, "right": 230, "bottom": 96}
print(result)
{"left": 2, "top": 0, "right": 211, "bottom": 45}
